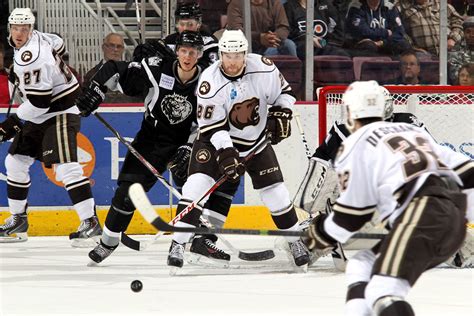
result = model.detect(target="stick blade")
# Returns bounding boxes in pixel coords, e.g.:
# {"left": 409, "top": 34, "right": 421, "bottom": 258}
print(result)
{"left": 129, "top": 183, "right": 158, "bottom": 224}
{"left": 238, "top": 250, "right": 275, "bottom": 261}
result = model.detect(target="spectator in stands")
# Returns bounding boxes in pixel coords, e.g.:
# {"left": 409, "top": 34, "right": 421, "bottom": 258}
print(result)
{"left": 284, "top": 0, "right": 350, "bottom": 60}
{"left": 227, "top": 0, "right": 298, "bottom": 56}
{"left": 394, "top": 0, "right": 464, "bottom": 57}
{"left": 164, "top": 2, "right": 219, "bottom": 68}
{"left": 389, "top": 49, "right": 425, "bottom": 84}
{"left": 83, "top": 33, "right": 140, "bottom": 103}
{"left": 0, "top": 42, "right": 9, "bottom": 105}
{"left": 345, "top": 0, "right": 411, "bottom": 57}
{"left": 457, "top": 63, "right": 474, "bottom": 86}
{"left": 83, "top": 33, "right": 125, "bottom": 86}
{"left": 449, "top": 17, "right": 474, "bottom": 84}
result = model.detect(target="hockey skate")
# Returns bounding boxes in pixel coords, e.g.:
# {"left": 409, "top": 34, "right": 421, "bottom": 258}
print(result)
{"left": 69, "top": 215, "right": 102, "bottom": 248}
{"left": 289, "top": 239, "right": 310, "bottom": 268}
{"left": 88, "top": 241, "right": 117, "bottom": 266}
{"left": 188, "top": 235, "right": 231, "bottom": 268}
{"left": 168, "top": 240, "right": 185, "bottom": 275}
{"left": 0, "top": 212, "right": 28, "bottom": 243}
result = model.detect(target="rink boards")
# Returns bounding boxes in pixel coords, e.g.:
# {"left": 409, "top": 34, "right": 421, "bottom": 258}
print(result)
{"left": 0, "top": 102, "right": 472, "bottom": 236}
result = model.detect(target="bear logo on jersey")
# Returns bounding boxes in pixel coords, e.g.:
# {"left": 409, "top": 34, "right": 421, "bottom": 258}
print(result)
{"left": 199, "top": 81, "right": 211, "bottom": 95}
{"left": 229, "top": 97, "right": 260, "bottom": 130}
{"left": 161, "top": 93, "right": 192, "bottom": 124}
{"left": 21, "top": 50, "right": 33, "bottom": 62}
{"left": 196, "top": 149, "right": 211, "bottom": 163}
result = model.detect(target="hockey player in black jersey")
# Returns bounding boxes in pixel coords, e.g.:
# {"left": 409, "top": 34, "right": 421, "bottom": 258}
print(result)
{"left": 74, "top": 31, "right": 229, "bottom": 264}
{"left": 164, "top": 2, "right": 219, "bottom": 68}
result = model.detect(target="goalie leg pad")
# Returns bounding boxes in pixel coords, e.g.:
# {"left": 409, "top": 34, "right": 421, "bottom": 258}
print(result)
{"left": 294, "top": 157, "right": 338, "bottom": 214}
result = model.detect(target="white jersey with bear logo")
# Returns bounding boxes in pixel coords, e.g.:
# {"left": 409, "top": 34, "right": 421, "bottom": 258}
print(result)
{"left": 328, "top": 121, "right": 469, "bottom": 242}
{"left": 13, "top": 30, "right": 80, "bottom": 124}
{"left": 196, "top": 53, "right": 295, "bottom": 156}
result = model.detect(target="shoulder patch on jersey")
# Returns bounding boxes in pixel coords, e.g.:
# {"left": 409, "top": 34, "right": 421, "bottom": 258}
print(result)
{"left": 261, "top": 56, "right": 273, "bottom": 66}
{"left": 199, "top": 81, "right": 211, "bottom": 95}
{"left": 229, "top": 97, "right": 261, "bottom": 130}
{"left": 196, "top": 149, "right": 211, "bottom": 163}
{"left": 21, "top": 51, "right": 33, "bottom": 63}
{"left": 147, "top": 56, "right": 162, "bottom": 66}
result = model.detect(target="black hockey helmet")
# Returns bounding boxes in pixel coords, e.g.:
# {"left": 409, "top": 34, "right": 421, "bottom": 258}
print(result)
{"left": 176, "top": 30, "right": 204, "bottom": 51}
{"left": 175, "top": 2, "right": 202, "bottom": 21}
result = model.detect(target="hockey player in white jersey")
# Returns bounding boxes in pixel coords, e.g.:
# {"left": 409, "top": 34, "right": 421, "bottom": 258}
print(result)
{"left": 304, "top": 80, "right": 473, "bottom": 316}
{"left": 166, "top": 29, "right": 310, "bottom": 270}
{"left": 0, "top": 8, "right": 101, "bottom": 245}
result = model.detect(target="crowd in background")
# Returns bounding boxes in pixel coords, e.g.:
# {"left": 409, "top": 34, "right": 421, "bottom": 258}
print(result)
{"left": 0, "top": 0, "right": 473, "bottom": 103}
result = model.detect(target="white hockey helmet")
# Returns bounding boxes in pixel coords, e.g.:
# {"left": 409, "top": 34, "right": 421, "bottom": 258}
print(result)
{"left": 343, "top": 80, "right": 385, "bottom": 132}
{"left": 218, "top": 29, "right": 248, "bottom": 55}
{"left": 8, "top": 8, "right": 35, "bottom": 26}
{"left": 380, "top": 86, "right": 394, "bottom": 120}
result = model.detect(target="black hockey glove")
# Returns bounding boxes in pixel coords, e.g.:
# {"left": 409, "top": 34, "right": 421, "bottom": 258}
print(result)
{"left": 303, "top": 213, "right": 338, "bottom": 252}
{"left": 133, "top": 39, "right": 176, "bottom": 62}
{"left": 266, "top": 106, "right": 292, "bottom": 145}
{"left": 216, "top": 147, "right": 245, "bottom": 182}
{"left": 169, "top": 144, "right": 192, "bottom": 185}
{"left": 7, "top": 64, "right": 19, "bottom": 85}
{"left": 0, "top": 114, "right": 22, "bottom": 142}
{"left": 75, "top": 80, "right": 107, "bottom": 117}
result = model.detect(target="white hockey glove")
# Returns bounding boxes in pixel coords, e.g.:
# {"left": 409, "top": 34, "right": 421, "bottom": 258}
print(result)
{"left": 294, "top": 157, "right": 339, "bottom": 214}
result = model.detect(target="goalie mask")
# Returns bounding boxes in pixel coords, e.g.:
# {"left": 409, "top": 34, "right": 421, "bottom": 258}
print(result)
{"left": 343, "top": 80, "right": 385, "bottom": 133}
{"left": 8, "top": 8, "right": 35, "bottom": 47}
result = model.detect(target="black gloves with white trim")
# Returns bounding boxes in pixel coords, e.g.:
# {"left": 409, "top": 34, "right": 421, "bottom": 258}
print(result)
{"left": 304, "top": 213, "right": 338, "bottom": 252}
{"left": 0, "top": 114, "right": 22, "bottom": 142}
{"left": 76, "top": 80, "right": 107, "bottom": 117}
{"left": 169, "top": 144, "right": 192, "bottom": 185}
{"left": 216, "top": 147, "right": 245, "bottom": 182}
{"left": 266, "top": 106, "right": 292, "bottom": 145}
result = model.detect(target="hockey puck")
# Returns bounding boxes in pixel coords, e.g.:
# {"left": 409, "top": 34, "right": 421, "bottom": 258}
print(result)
{"left": 131, "top": 280, "right": 143, "bottom": 292}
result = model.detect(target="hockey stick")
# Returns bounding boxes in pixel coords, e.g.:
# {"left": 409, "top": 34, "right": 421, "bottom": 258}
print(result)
{"left": 94, "top": 113, "right": 274, "bottom": 260}
{"left": 294, "top": 111, "right": 347, "bottom": 271}
{"left": 130, "top": 182, "right": 386, "bottom": 239}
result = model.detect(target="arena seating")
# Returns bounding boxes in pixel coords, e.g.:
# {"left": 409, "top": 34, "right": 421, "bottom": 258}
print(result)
{"left": 267, "top": 55, "right": 303, "bottom": 98}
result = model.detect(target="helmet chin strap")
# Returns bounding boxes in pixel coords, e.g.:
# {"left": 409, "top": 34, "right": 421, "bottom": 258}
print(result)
{"left": 219, "top": 58, "right": 246, "bottom": 78}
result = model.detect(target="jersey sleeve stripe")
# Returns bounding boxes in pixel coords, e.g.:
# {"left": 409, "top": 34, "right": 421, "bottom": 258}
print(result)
{"left": 332, "top": 210, "right": 374, "bottom": 233}
{"left": 199, "top": 117, "right": 228, "bottom": 135}
{"left": 51, "top": 83, "right": 79, "bottom": 103}
{"left": 26, "top": 94, "right": 52, "bottom": 108}
{"left": 24, "top": 88, "right": 53, "bottom": 95}
{"left": 333, "top": 203, "right": 377, "bottom": 215}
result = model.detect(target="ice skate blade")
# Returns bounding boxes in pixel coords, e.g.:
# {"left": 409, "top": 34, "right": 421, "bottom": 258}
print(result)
{"left": 70, "top": 236, "right": 100, "bottom": 248}
{"left": 0, "top": 232, "right": 28, "bottom": 243}
{"left": 169, "top": 266, "right": 179, "bottom": 276}
{"left": 187, "top": 253, "right": 230, "bottom": 268}
{"left": 87, "top": 260, "right": 100, "bottom": 267}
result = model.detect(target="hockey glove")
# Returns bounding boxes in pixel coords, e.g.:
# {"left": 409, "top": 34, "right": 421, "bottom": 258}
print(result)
{"left": 133, "top": 39, "right": 176, "bottom": 62}
{"left": 169, "top": 144, "right": 192, "bottom": 185}
{"left": 0, "top": 114, "right": 22, "bottom": 142}
{"left": 266, "top": 106, "right": 292, "bottom": 145}
{"left": 75, "top": 80, "right": 107, "bottom": 117}
{"left": 216, "top": 147, "right": 245, "bottom": 182}
{"left": 304, "top": 213, "right": 338, "bottom": 253}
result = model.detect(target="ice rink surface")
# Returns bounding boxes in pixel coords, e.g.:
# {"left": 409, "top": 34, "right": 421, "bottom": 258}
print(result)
{"left": 0, "top": 236, "right": 472, "bottom": 316}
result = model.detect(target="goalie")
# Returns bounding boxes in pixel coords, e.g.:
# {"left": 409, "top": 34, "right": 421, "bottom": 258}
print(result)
{"left": 295, "top": 85, "right": 474, "bottom": 268}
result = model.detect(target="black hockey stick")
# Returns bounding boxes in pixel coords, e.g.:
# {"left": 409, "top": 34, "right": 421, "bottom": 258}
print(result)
{"left": 294, "top": 112, "right": 347, "bottom": 271}
{"left": 94, "top": 113, "right": 274, "bottom": 260}
{"left": 130, "top": 182, "right": 386, "bottom": 239}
